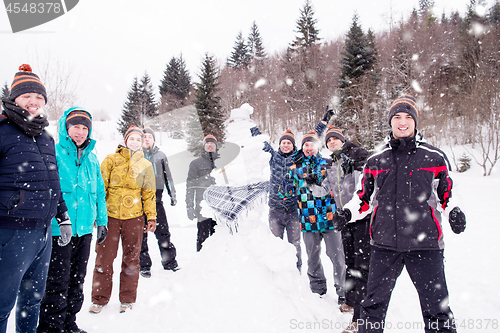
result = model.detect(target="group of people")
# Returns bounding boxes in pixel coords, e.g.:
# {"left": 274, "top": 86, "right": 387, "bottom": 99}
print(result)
{"left": 0, "top": 63, "right": 468, "bottom": 333}
{"left": 0, "top": 65, "right": 182, "bottom": 333}
{"left": 262, "top": 96, "right": 467, "bottom": 333}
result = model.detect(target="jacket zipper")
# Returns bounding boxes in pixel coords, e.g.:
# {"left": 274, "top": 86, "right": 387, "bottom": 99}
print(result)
{"left": 33, "top": 136, "right": 53, "bottom": 220}
{"left": 409, "top": 171, "right": 412, "bottom": 199}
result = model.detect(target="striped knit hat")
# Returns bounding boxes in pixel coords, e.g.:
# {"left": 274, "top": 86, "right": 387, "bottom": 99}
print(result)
{"left": 301, "top": 130, "right": 320, "bottom": 147}
{"left": 388, "top": 94, "right": 419, "bottom": 127}
{"left": 279, "top": 129, "right": 296, "bottom": 147}
{"left": 143, "top": 126, "right": 155, "bottom": 141}
{"left": 203, "top": 134, "right": 217, "bottom": 145}
{"left": 66, "top": 110, "right": 92, "bottom": 130}
{"left": 325, "top": 126, "right": 345, "bottom": 145}
{"left": 124, "top": 126, "right": 143, "bottom": 144}
{"left": 9, "top": 64, "right": 47, "bottom": 103}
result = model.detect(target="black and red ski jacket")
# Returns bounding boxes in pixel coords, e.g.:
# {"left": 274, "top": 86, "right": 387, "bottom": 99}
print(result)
{"left": 346, "top": 131, "right": 454, "bottom": 251}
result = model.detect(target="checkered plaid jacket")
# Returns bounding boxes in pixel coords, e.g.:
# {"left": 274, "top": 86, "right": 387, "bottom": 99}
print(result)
{"left": 286, "top": 151, "right": 336, "bottom": 233}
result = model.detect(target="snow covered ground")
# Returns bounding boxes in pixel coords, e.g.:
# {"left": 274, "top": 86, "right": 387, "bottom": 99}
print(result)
{"left": 7, "top": 110, "right": 500, "bottom": 333}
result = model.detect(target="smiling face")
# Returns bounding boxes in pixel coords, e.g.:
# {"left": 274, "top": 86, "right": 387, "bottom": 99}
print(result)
{"left": 279, "top": 139, "right": 294, "bottom": 154}
{"left": 391, "top": 112, "right": 416, "bottom": 139}
{"left": 14, "top": 92, "right": 45, "bottom": 117}
{"left": 126, "top": 133, "right": 143, "bottom": 151}
{"left": 326, "top": 137, "right": 343, "bottom": 152}
{"left": 302, "top": 141, "right": 318, "bottom": 157}
{"left": 67, "top": 124, "right": 89, "bottom": 147}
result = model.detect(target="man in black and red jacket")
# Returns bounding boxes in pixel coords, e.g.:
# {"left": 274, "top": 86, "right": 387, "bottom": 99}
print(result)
{"left": 334, "top": 95, "right": 466, "bottom": 333}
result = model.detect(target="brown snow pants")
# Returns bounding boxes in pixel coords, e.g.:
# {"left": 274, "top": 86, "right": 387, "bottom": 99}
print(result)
{"left": 91, "top": 216, "right": 144, "bottom": 305}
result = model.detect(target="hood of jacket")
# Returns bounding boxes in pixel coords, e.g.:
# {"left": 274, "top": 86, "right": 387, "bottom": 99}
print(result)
{"left": 58, "top": 107, "right": 96, "bottom": 155}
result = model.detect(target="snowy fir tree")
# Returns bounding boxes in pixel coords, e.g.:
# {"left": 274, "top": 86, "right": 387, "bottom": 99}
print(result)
{"left": 117, "top": 77, "right": 141, "bottom": 135}
{"left": 337, "top": 14, "right": 378, "bottom": 149}
{"left": 289, "top": 0, "right": 321, "bottom": 52}
{"left": 139, "top": 72, "right": 157, "bottom": 119}
{"left": 189, "top": 53, "right": 225, "bottom": 153}
{"left": 247, "top": 21, "right": 266, "bottom": 63}
{"left": 1, "top": 82, "right": 9, "bottom": 100}
{"left": 159, "top": 55, "right": 191, "bottom": 101}
{"left": 117, "top": 73, "right": 157, "bottom": 135}
{"left": 227, "top": 31, "right": 250, "bottom": 69}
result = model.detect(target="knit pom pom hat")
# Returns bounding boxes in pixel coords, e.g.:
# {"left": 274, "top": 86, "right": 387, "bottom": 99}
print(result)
{"left": 9, "top": 64, "right": 47, "bottom": 103}
{"left": 279, "top": 129, "right": 296, "bottom": 147}
{"left": 301, "top": 130, "right": 320, "bottom": 147}
{"left": 124, "top": 126, "right": 143, "bottom": 144}
{"left": 325, "top": 126, "right": 345, "bottom": 145}
{"left": 388, "top": 94, "right": 419, "bottom": 127}
{"left": 66, "top": 110, "right": 92, "bottom": 131}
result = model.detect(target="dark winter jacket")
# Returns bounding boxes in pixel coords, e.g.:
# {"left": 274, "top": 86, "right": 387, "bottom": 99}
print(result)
{"left": 345, "top": 131, "right": 454, "bottom": 251}
{"left": 264, "top": 121, "right": 327, "bottom": 211}
{"left": 0, "top": 108, "right": 68, "bottom": 229}
{"left": 284, "top": 151, "right": 335, "bottom": 233}
{"left": 143, "top": 145, "right": 176, "bottom": 202}
{"left": 313, "top": 141, "right": 369, "bottom": 209}
{"left": 186, "top": 150, "right": 219, "bottom": 217}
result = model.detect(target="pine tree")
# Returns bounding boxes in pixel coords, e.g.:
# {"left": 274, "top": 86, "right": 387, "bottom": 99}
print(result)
{"left": 228, "top": 31, "right": 250, "bottom": 69}
{"left": 159, "top": 55, "right": 191, "bottom": 100}
{"left": 139, "top": 72, "right": 157, "bottom": 118}
{"left": 289, "top": 0, "right": 321, "bottom": 52}
{"left": 248, "top": 21, "right": 267, "bottom": 63}
{"left": 337, "top": 14, "right": 378, "bottom": 149}
{"left": 1, "top": 82, "right": 9, "bottom": 99}
{"left": 117, "top": 77, "right": 141, "bottom": 136}
{"left": 188, "top": 53, "right": 225, "bottom": 153}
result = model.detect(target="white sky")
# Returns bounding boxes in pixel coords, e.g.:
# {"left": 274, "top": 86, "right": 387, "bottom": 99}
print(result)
{"left": 0, "top": 0, "right": 490, "bottom": 118}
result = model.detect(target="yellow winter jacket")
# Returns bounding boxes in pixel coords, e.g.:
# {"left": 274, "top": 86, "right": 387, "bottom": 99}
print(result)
{"left": 100, "top": 145, "right": 157, "bottom": 221}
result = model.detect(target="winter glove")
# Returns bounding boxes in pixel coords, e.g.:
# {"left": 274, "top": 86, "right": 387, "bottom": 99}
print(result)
{"left": 250, "top": 126, "right": 261, "bottom": 137}
{"left": 56, "top": 212, "right": 72, "bottom": 247}
{"left": 340, "top": 153, "right": 355, "bottom": 176}
{"left": 449, "top": 207, "right": 466, "bottom": 234}
{"left": 171, "top": 196, "right": 177, "bottom": 206}
{"left": 333, "top": 208, "right": 351, "bottom": 232}
{"left": 97, "top": 226, "right": 108, "bottom": 245}
{"left": 263, "top": 141, "right": 273, "bottom": 153}
{"left": 321, "top": 105, "right": 335, "bottom": 123}
{"left": 187, "top": 207, "right": 196, "bottom": 220}
{"left": 305, "top": 172, "right": 320, "bottom": 186}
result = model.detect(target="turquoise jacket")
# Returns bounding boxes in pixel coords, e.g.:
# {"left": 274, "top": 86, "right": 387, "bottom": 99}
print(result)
{"left": 50, "top": 107, "right": 107, "bottom": 236}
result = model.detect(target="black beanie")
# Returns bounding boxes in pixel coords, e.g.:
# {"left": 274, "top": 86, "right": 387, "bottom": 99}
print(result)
{"left": 325, "top": 126, "right": 345, "bottom": 145}
{"left": 388, "top": 94, "right": 419, "bottom": 127}
{"left": 9, "top": 64, "right": 48, "bottom": 103}
{"left": 279, "top": 129, "right": 296, "bottom": 147}
{"left": 143, "top": 126, "right": 155, "bottom": 141}
{"left": 66, "top": 110, "right": 92, "bottom": 131}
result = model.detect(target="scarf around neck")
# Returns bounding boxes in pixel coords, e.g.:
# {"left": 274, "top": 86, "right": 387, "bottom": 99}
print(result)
{"left": 2, "top": 97, "right": 49, "bottom": 136}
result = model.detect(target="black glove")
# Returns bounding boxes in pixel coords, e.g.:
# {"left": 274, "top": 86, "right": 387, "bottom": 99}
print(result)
{"left": 333, "top": 208, "right": 351, "bottom": 232}
{"left": 250, "top": 126, "right": 261, "bottom": 137}
{"left": 97, "top": 226, "right": 108, "bottom": 245}
{"left": 187, "top": 207, "right": 196, "bottom": 220}
{"left": 449, "top": 207, "right": 466, "bottom": 234}
{"left": 340, "top": 153, "right": 355, "bottom": 176}
{"left": 171, "top": 196, "right": 177, "bottom": 206}
{"left": 263, "top": 141, "right": 272, "bottom": 152}
{"left": 305, "top": 172, "right": 320, "bottom": 185}
{"left": 322, "top": 105, "right": 335, "bottom": 123}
